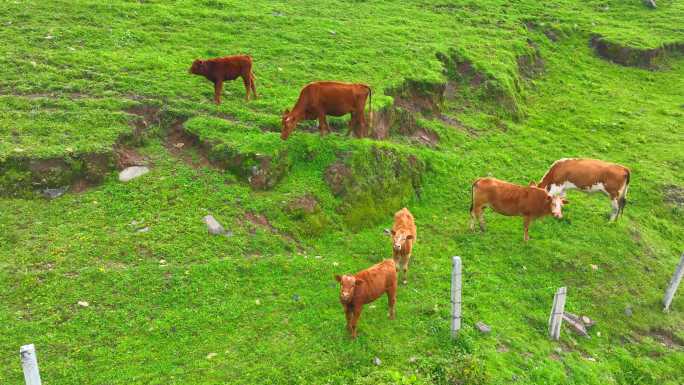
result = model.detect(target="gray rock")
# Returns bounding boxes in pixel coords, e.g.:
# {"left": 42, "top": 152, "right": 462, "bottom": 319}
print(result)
{"left": 624, "top": 306, "right": 633, "bottom": 317}
{"left": 137, "top": 226, "right": 150, "bottom": 233}
{"left": 203, "top": 215, "right": 225, "bottom": 235}
{"left": 644, "top": 0, "right": 657, "bottom": 8}
{"left": 408, "top": 356, "right": 418, "bottom": 364}
{"left": 42, "top": 186, "right": 68, "bottom": 199}
{"left": 475, "top": 321, "right": 491, "bottom": 334}
{"left": 372, "top": 357, "right": 382, "bottom": 366}
{"left": 581, "top": 315, "right": 596, "bottom": 327}
{"left": 119, "top": 166, "right": 149, "bottom": 182}
{"left": 292, "top": 294, "right": 300, "bottom": 302}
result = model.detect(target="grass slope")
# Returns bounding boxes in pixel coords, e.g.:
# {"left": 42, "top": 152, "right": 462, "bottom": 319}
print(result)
{"left": 1, "top": 1, "right": 683, "bottom": 384}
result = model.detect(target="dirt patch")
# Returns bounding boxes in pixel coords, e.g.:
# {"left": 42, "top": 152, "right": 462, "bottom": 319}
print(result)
{"left": 163, "top": 119, "right": 214, "bottom": 169}
{"left": 524, "top": 21, "right": 564, "bottom": 42}
{"left": 590, "top": 35, "right": 684, "bottom": 69}
{"left": 412, "top": 128, "right": 439, "bottom": 147}
{"left": 324, "top": 162, "right": 353, "bottom": 196}
{"left": 663, "top": 185, "right": 684, "bottom": 207}
{"left": 517, "top": 39, "right": 545, "bottom": 79}
{"left": 648, "top": 328, "right": 684, "bottom": 349}
{"left": 242, "top": 211, "right": 301, "bottom": 248}
{"left": 287, "top": 194, "right": 319, "bottom": 214}
{"left": 114, "top": 145, "right": 149, "bottom": 169}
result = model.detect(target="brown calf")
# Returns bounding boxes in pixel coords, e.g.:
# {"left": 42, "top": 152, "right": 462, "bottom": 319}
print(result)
{"left": 390, "top": 207, "right": 417, "bottom": 285}
{"left": 470, "top": 177, "right": 567, "bottom": 242}
{"left": 189, "top": 55, "right": 257, "bottom": 104}
{"left": 335, "top": 259, "right": 397, "bottom": 339}
{"left": 281, "top": 81, "right": 372, "bottom": 140}
{"left": 538, "top": 158, "right": 630, "bottom": 221}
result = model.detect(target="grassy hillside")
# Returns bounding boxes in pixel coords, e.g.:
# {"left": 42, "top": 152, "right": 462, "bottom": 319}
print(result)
{"left": 1, "top": 1, "right": 683, "bottom": 384}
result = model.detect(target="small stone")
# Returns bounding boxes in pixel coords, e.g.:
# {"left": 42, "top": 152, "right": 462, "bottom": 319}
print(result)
{"left": 174, "top": 142, "right": 184, "bottom": 148}
{"left": 255, "top": 299, "right": 261, "bottom": 305}
{"left": 408, "top": 356, "right": 418, "bottom": 364}
{"left": 14, "top": 147, "right": 25, "bottom": 152}
{"left": 581, "top": 315, "right": 595, "bottom": 327}
{"left": 206, "top": 352, "right": 217, "bottom": 359}
{"left": 315, "top": 255, "right": 322, "bottom": 260}
{"left": 119, "top": 166, "right": 149, "bottom": 182}
{"left": 137, "top": 226, "right": 150, "bottom": 233}
{"left": 42, "top": 186, "right": 68, "bottom": 199}
{"left": 29, "top": 61, "right": 36, "bottom": 67}
{"left": 590, "top": 264, "right": 599, "bottom": 271}
{"left": 372, "top": 357, "right": 381, "bottom": 366}
{"left": 131, "top": 220, "right": 140, "bottom": 226}
{"left": 203, "top": 215, "right": 225, "bottom": 235}
{"left": 553, "top": 347, "right": 562, "bottom": 354}
{"left": 624, "top": 306, "right": 633, "bottom": 317}
{"left": 292, "top": 294, "right": 300, "bottom": 302}
{"left": 384, "top": 228, "right": 391, "bottom": 235}
{"left": 329, "top": 30, "right": 336, "bottom": 35}
{"left": 596, "top": 331, "right": 601, "bottom": 337}
{"left": 475, "top": 321, "right": 491, "bottom": 334}
{"left": 159, "top": 259, "right": 167, "bottom": 265}
{"left": 332, "top": 262, "right": 339, "bottom": 267}
{"left": 44, "top": 35, "right": 54, "bottom": 40}
{"left": 77, "top": 301, "right": 89, "bottom": 307}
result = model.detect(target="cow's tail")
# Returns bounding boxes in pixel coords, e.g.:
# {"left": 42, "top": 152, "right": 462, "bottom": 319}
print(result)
{"left": 618, "top": 169, "right": 630, "bottom": 218}
{"left": 470, "top": 179, "right": 479, "bottom": 214}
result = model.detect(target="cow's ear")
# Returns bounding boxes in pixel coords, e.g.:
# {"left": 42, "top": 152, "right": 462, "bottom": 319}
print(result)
{"left": 562, "top": 198, "right": 569, "bottom": 205}
{"left": 390, "top": 229, "right": 396, "bottom": 236}
{"left": 529, "top": 181, "right": 537, "bottom": 187}
{"left": 405, "top": 234, "right": 414, "bottom": 240}
{"left": 335, "top": 275, "right": 342, "bottom": 283}
{"left": 355, "top": 278, "right": 365, "bottom": 286}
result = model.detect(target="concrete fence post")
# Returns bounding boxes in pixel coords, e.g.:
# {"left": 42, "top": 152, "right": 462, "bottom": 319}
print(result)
{"left": 20, "top": 344, "right": 42, "bottom": 385}
{"left": 451, "top": 256, "right": 462, "bottom": 338}
{"left": 548, "top": 287, "right": 567, "bottom": 340}
{"left": 663, "top": 252, "right": 684, "bottom": 312}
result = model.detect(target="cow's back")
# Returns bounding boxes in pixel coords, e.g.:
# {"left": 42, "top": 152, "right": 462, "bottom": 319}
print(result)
{"left": 545, "top": 158, "right": 627, "bottom": 187}
{"left": 355, "top": 260, "right": 396, "bottom": 304}
{"left": 302, "top": 82, "right": 365, "bottom": 116}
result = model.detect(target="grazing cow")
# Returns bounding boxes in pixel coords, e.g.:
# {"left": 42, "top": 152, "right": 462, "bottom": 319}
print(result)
{"left": 189, "top": 55, "right": 257, "bottom": 104}
{"left": 335, "top": 259, "right": 397, "bottom": 339}
{"left": 537, "top": 158, "right": 630, "bottom": 221}
{"left": 390, "top": 207, "right": 417, "bottom": 285}
{"left": 281, "top": 81, "right": 372, "bottom": 140}
{"left": 470, "top": 177, "right": 568, "bottom": 242}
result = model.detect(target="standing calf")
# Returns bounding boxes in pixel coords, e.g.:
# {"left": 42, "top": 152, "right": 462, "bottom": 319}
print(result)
{"left": 390, "top": 207, "right": 417, "bottom": 285}
{"left": 281, "top": 81, "right": 372, "bottom": 140}
{"left": 189, "top": 55, "right": 257, "bottom": 104}
{"left": 470, "top": 177, "right": 567, "bottom": 242}
{"left": 335, "top": 259, "right": 397, "bottom": 339}
{"left": 538, "top": 158, "right": 630, "bottom": 221}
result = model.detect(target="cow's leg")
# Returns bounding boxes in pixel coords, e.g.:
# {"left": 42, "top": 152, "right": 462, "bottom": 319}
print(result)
{"left": 609, "top": 197, "right": 620, "bottom": 222}
{"left": 350, "top": 305, "right": 363, "bottom": 339}
{"left": 317, "top": 112, "right": 330, "bottom": 135}
{"left": 250, "top": 73, "right": 257, "bottom": 99}
{"left": 241, "top": 75, "right": 251, "bottom": 101}
{"left": 347, "top": 112, "right": 357, "bottom": 136}
{"left": 344, "top": 305, "right": 353, "bottom": 332}
{"left": 523, "top": 216, "right": 531, "bottom": 242}
{"left": 401, "top": 255, "right": 410, "bottom": 285}
{"left": 213, "top": 80, "right": 224, "bottom": 104}
{"left": 356, "top": 102, "right": 368, "bottom": 137}
{"left": 387, "top": 283, "right": 397, "bottom": 320}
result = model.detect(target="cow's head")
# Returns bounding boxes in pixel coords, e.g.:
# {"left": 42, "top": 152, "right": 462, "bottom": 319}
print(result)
{"left": 189, "top": 59, "right": 208, "bottom": 75}
{"left": 335, "top": 274, "right": 363, "bottom": 304}
{"left": 281, "top": 109, "right": 296, "bottom": 140}
{"left": 390, "top": 229, "right": 414, "bottom": 252}
{"left": 548, "top": 194, "right": 568, "bottom": 219}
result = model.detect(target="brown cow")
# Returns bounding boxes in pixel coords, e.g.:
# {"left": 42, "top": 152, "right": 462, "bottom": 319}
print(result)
{"left": 538, "top": 158, "right": 630, "bottom": 221}
{"left": 470, "top": 177, "right": 568, "bottom": 242}
{"left": 335, "top": 259, "right": 397, "bottom": 339}
{"left": 189, "top": 55, "right": 257, "bottom": 104}
{"left": 281, "top": 81, "right": 372, "bottom": 140}
{"left": 390, "top": 207, "right": 417, "bottom": 285}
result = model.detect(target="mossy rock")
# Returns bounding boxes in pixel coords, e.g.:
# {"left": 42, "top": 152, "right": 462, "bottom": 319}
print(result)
{"left": 325, "top": 145, "right": 426, "bottom": 231}
{"left": 0, "top": 152, "right": 114, "bottom": 198}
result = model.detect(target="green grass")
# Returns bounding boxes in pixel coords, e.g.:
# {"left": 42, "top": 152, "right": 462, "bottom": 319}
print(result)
{"left": 1, "top": 0, "right": 683, "bottom": 384}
